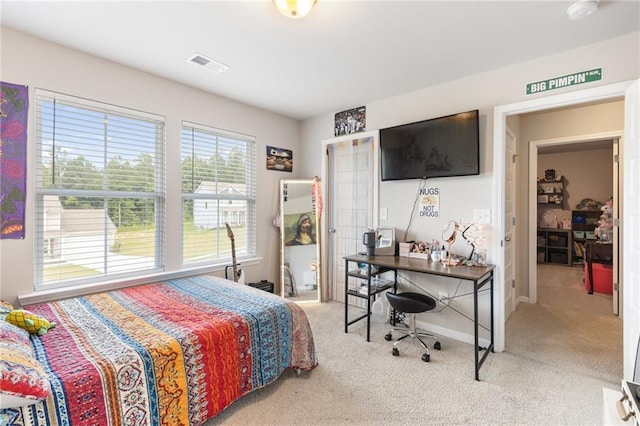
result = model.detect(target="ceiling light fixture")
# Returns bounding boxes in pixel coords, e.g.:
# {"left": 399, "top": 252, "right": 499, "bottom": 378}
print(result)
{"left": 567, "top": 0, "right": 599, "bottom": 20}
{"left": 273, "top": 0, "right": 317, "bottom": 19}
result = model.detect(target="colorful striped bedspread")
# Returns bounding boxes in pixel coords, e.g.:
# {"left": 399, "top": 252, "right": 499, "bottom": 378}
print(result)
{"left": 2, "top": 275, "right": 317, "bottom": 425}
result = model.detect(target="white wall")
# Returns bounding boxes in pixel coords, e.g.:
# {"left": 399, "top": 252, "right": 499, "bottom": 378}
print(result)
{"left": 0, "top": 27, "right": 302, "bottom": 306}
{"left": 300, "top": 32, "right": 639, "bottom": 342}
{"left": 537, "top": 147, "right": 614, "bottom": 223}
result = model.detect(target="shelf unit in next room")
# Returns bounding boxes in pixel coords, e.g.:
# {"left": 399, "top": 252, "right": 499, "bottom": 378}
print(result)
{"left": 537, "top": 228, "right": 572, "bottom": 266}
{"left": 536, "top": 175, "right": 570, "bottom": 265}
{"left": 536, "top": 176, "right": 565, "bottom": 209}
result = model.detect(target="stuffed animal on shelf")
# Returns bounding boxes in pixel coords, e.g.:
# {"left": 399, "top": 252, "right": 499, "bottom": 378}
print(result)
{"left": 5, "top": 309, "right": 56, "bottom": 336}
{"left": 594, "top": 197, "right": 614, "bottom": 242}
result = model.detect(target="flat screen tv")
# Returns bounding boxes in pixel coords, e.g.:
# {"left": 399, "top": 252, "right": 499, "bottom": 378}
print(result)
{"left": 379, "top": 110, "right": 479, "bottom": 181}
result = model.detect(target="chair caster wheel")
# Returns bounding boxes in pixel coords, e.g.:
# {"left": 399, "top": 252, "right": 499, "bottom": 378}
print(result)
{"left": 385, "top": 333, "right": 392, "bottom": 341}
{"left": 434, "top": 341, "right": 441, "bottom": 350}
{"left": 392, "top": 347, "right": 399, "bottom": 356}
{"left": 422, "top": 353, "right": 430, "bottom": 362}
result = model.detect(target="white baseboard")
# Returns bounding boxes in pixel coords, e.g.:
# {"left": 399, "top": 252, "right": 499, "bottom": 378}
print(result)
{"left": 415, "top": 318, "right": 492, "bottom": 350}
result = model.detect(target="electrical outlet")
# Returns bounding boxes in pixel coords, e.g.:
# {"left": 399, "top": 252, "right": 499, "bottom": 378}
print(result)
{"left": 438, "top": 291, "right": 448, "bottom": 301}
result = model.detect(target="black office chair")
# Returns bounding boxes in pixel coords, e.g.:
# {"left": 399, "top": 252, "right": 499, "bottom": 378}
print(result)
{"left": 385, "top": 292, "right": 441, "bottom": 362}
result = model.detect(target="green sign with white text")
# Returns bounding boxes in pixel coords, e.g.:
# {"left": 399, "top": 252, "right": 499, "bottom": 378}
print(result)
{"left": 526, "top": 68, "right": 602, "bottom": 95}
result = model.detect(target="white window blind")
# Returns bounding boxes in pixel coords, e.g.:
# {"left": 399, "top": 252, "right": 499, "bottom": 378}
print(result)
{"left": 181, "top": 121, "right": 256, "bottom": 267}
{"left": 35, "top": 90, "right": 165, "bottom": 290}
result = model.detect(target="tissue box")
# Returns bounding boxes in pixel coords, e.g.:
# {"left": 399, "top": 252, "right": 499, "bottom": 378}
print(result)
{"left": 408, "top": 252, "right": 430, "bottom": 260}
{"left": 399, "top": 242, "right": 413, "bottom": 257}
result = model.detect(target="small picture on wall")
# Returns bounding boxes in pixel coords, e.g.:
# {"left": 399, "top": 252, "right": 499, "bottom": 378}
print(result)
{"left": 334, "top": 106, "right": 366, "bottom": 136}
{"left": 266, "top": 146, "right": 293, "bottom": 172}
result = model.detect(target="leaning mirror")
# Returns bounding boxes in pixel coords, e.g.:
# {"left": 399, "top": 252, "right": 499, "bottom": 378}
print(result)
{"left": 280, "top": 179, "right": 321, "bottom": 303}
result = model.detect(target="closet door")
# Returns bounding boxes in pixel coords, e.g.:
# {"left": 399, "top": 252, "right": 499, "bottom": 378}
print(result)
{"left": 321, "top": 131, "right": 378, "bottom": 303}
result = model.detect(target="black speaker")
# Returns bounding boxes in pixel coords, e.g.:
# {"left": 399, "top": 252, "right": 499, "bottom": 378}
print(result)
{"left": 248, "top": 280, "right": 274, "bottom": 293}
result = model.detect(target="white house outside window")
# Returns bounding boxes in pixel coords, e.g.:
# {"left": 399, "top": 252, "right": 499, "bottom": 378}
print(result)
{"left": 181, "top": 121, "right": 256, "bottom": 266}
{"left": 35, "top": 90, "right": 165, "bottom": 290}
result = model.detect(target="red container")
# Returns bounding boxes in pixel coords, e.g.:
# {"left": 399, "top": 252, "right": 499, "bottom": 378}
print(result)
{"left": 583, "top": 263, "right": 613, "bottom": 294}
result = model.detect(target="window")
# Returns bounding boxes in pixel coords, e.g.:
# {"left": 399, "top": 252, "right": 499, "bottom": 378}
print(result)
{"left": 35, "top": 90, "right": 165, "bottom": 290}
{"left": 181, "top": 121, "right": 256, "bottom": 266}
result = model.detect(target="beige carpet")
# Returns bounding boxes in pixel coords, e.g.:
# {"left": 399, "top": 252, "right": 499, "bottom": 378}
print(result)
{"left": 208, "top": 264, "right": 622, "bottom": 425}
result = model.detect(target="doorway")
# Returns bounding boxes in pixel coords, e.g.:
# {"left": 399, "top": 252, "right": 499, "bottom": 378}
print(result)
{"left": 529, "top": 135, "right": 620, "bottom": 315}
{"left": 492, "top": 80, "right": 636, "bottom": 353}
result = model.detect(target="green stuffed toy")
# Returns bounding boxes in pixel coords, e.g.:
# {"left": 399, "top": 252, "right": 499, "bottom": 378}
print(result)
{"left": 5, "top": 309, "right": 56, "bottom": 336}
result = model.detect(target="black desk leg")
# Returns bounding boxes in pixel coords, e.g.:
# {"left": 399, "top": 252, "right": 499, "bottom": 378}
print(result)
{"left": 474, "top": 273, "right": 494, "bottom": 381}
{"left": 344, "top": 259, "right": 349, "bottom": 333}
{"left": 490, "top": 275, "right": 494, "bottom": 355}
{"left": 366, "top": 263, "right": 372, "bottom": 342}
{"left": 474, "top": 280, "right": 480, "bottom": 381}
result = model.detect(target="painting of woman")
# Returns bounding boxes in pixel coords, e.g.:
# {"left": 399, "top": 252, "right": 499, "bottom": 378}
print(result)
{"left": 285, "top": 213, "right": 316, "bottom": 246}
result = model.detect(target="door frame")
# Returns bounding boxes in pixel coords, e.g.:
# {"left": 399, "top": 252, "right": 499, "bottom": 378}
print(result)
{"left": 492, "top": 80, "right": 635, "bottom": 352}
{"left": 622, "top": 80, "right": 639, "bottom": 381}
{"left": 612, "top": 139, "right": 620, "bottom": 316}
{"left": 527, "top": 133, "right": 621, "bottom": 306}
{"left": 504, "top": 127, "right": 517, "bottom": 319}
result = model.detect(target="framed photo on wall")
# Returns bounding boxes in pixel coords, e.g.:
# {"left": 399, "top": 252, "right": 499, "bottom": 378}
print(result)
{"left": 334, "top": 106, "right": 366, "bottom": 136}
{"left": 266, "top": 146, "right": 293, "bottom": 172}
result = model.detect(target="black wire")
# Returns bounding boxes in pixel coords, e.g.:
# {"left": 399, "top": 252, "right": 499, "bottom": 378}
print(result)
{"left": 395, "top": 271, "right": 492, "bottom": 333}
{"left": 403, "top": 178, "right": 427, "bottom": 241}
{"left": 396, "top": 271, "right": 439, "bottom": 301}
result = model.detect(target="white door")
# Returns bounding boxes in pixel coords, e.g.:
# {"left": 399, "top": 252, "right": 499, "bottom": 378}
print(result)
{"left": 504, "top": 128, "right": 517, "bottom": 319}
{"left": 321, "top": 131, "right": 378, "bottom": 303}
{"left": 623, "top": 79, "right": 639, "bottom": 381}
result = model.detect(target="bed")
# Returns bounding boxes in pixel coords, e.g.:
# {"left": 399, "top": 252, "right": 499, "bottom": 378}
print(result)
{"left": 0, "top": 275, "right": 317, "bottom": 425}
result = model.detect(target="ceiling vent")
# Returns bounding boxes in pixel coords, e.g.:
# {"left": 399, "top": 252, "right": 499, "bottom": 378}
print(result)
{"left": 187, "top": 53, "right": 230, "bottom": 74}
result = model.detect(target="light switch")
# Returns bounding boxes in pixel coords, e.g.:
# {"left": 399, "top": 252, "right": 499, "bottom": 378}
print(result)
{"left": 474, "top": 209, "right": 491, "bottom": 224}
{"left": 380, "top": 207, "right": 388, "bottom": 221}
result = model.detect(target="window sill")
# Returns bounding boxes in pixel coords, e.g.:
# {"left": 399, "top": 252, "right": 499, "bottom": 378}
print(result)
{"left": 18, "top": 257, "right": 263, "bottom": 306}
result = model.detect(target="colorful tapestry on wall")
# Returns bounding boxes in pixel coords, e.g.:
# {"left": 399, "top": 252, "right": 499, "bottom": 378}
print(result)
{"left": 0, "top": 81, "right": 29, "bottom": 239}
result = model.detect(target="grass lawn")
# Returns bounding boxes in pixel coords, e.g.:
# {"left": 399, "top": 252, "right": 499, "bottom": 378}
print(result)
{"left": 115, "top": 222, "right": 244, "bottom": 261}
{"left": 44, "top": 263, "right": 101, "bottom": 282}
{"left": 43, "top": 222, "right": 245, "bottom": 282}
